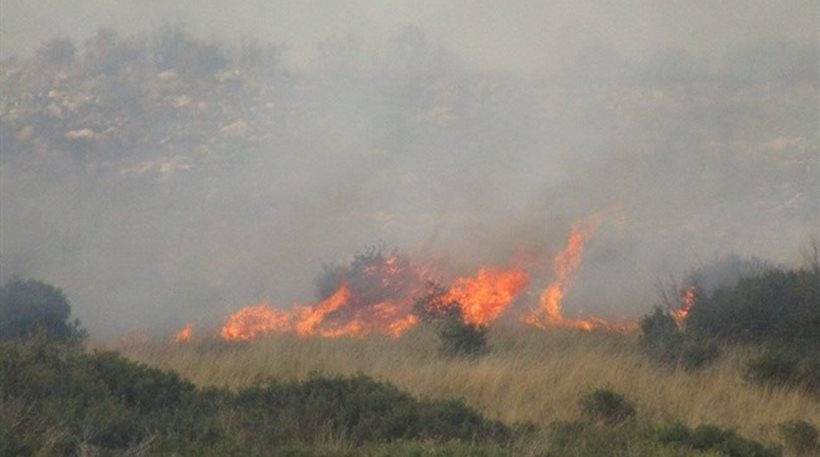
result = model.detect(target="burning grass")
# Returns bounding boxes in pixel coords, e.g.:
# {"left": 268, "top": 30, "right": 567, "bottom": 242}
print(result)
{"left": 114, "top": 326, "right": 819, "bottom": 446}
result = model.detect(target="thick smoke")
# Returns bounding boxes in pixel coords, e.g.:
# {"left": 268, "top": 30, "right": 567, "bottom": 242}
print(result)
{"left": 0, "top": 1, "right": 817, "bottom": 337}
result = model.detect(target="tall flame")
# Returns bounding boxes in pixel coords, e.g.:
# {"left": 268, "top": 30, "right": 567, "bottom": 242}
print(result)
{"left": 522, "top": 213, "right": 629, "bottom": 332}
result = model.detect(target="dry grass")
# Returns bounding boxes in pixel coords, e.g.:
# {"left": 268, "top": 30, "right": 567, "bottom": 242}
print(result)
{"left": 109, "top": 326, "right": 818, "bottom": 444}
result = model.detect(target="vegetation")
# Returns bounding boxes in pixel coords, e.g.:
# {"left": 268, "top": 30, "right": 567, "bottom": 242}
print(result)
{"left": 639, "top": 258, "right": 819, "bottom": 395}
{"left": 0, "top": 339, "right": 512, "bottom": 456}
{"left": 579, "top": 388, "right": 636, "bottom": 424}
{"left": 0, "top": 277, "right": 86, "bottom": 343}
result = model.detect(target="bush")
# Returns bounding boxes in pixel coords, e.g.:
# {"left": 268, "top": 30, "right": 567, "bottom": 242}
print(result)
{"left": 638, "top": 307, "right": 685, "bottom": 365}
{"left": 745, "top": 351, "right": 800, "bottom": 387}
{"left": 0, "top": 340, "right": 511, "bottom": 455}
{"left": 579, "top": 388, "right": 636, "bottom": 424}
{"left": 0, "top": 278, "right": 85, "bottom": 343}
{"left": 779, "top": 420, "right": 818, "bottom": 456}
{"left": 685, "top": 267, "right": 819, "bottom": 352}
{"left": 436, "top": 309, "right": 490, "bottom": 358}
{"left": 679, "top": 339, "right": 721, "bottom": 371}
{"left": 658, "top": 422, "right": 779, "bottom": 457}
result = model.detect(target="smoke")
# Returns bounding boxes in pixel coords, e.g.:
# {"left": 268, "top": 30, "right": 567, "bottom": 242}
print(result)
{"left": 0, "top": 1, "right": 817, "bottom": 337}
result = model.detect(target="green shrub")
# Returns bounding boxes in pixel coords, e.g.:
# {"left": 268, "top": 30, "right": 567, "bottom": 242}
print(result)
{"left": 0, "top": 339, "right": 511, "bottom": 455}
{"left": 579, "top": 388, "right": 636, "bottom": 424}
{"left": 639, "top": 307, "right": 685, "bottom": 365}
{"left": 779, "top": 420, "right": 818, "bottom": 456}
{"left": 0, "top": 278, "right": 86, "bottom": 343}
{"left": 658, "top": 422, "right": 779, "bottom": 457}
{"left": 745, "top": 351, "right": 800, "bottom": 387}
{"left": 685, "top": 267, "right": 819, "bottom": 353}
{"left": 436, "top": 309, "right": 490, "bottom": 358}
{"left": 233, "top": 373, "right": 509, "bottom": 446}
{"left": 680, "top": 340, "right": 721, "bottom": 371}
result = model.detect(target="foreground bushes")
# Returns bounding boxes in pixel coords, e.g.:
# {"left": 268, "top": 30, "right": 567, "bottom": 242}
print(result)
{"left": 639, "top": 260, "right": 819, "bottom": 395}
{"left": 0, "top": 339, "right": 509, "bottom": 456}
{"left": 0, "top": 278, "right": 86, "bottom": 343}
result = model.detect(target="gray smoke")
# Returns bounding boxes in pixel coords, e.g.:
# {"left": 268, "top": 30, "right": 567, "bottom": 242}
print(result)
{"left": 1, "top": 1, "right": 817, "bottom": 337}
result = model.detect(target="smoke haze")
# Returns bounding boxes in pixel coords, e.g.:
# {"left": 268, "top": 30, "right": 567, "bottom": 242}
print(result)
{"left": 1, "top": 1, "right": 817, "bottom": 337}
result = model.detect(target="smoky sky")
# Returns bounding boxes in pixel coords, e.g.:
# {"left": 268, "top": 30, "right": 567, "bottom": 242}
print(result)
{"left": 0, "top": 1, "right": 817, "bottom": 337}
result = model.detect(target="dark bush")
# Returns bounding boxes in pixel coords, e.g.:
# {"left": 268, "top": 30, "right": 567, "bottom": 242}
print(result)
{"left": 658, "top": 422, "right": 779, "bottom": 457}
{"left": 1, "top": 340, "right": 510, "bottom": 455}
{"left": 0, "top": 278, "right": 86, "bottom": 343}
{"left": 685, "top": 267, "right": 819, "bottom": 352}
{"left": 638, "top": 307, "right": 685, "bottom": 365}
{"left": 745, "top": 351, "right": 800, "bottom": 387}
{"left": 233, "top": 373, "right": 509, "bottom": 446}
{"left": 679, "top": 339, "right": 721, "bottom": 371}
{"left": 579, "top": 388, "right": 636, "bottom": 424}
{"left": 436, "top": 309, "right": 490, "bottom": 358}
{"left": 779, "top": 420, "right": 818, "bottom": 456}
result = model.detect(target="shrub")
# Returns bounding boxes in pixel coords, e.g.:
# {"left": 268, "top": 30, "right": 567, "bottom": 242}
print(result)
{"left": 685, "top": 266, "right": 819, "bottom": 352}
{"left": 679, "top": 339, "right": 721, "bottom": 371}
{"left": 0, "top": 278, "right": 85, "bottom": 343}
{"left": 436, "top": 309, "right": 490, "bottom": 358}
{"left": 779, "top": 420, "right": 818, "bottom": 456}
{"left": 745, "top": 351, "right": 800, "bottom": 387}
{"left": 658, "top": 422, "right": 779, "bottom": 457}
{"left": 638, "top": 307, "right": 685, "bottom": 365}
{"left": 579, "top": 388, "right": 636, "bottom": 424}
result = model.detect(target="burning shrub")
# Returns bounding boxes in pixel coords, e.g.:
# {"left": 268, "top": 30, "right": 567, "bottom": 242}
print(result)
{"left": 685, "top": 266, "right": 819, "bottom": 353}
{"left": 0, "top": 277, "right": 86, "bottom": 343}
{"left": 578, "top": 388, "right": 636, "bottom": 424}
{"left": 779, "top": 420, "right": 818, "bottom": 456}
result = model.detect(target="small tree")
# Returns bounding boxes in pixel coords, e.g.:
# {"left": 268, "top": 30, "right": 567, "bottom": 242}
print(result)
{"left": 0, "top": 278, "right": 85, "bottom": 343}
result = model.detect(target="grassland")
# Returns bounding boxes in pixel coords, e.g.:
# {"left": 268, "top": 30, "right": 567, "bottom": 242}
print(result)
{"left": 112, "top": 325, "right": 819, "bottom": 447}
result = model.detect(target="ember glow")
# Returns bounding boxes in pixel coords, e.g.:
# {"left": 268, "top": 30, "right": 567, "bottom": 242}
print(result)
{"left": 173, "top": 323, "right": 194, "bottom": 342}
{"left": 672, "top": 286, "right": 696, "bottom": 326}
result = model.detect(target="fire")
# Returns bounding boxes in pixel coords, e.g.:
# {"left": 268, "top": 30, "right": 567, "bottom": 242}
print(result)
{"left": 173, "top": 323, "right": 194, "bottom": 343}
{"left": 212, "top": 210, "right": 635, "bottom": 343}
{"left": 522, "top": 213, "right": 629, "bottom": 332}
{"left": 672, "top": 286, "right": 696, "bottom": 326}
{"left": 220, "top": 301, "right": 291, "bottom": 342}
{"left": 443, "top": 268, "right": 529, "bottom": 325}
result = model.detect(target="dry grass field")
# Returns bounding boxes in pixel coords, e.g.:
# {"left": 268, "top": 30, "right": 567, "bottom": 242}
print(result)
{"left": 111, "top": 326, "right": 819, "bottom": 445}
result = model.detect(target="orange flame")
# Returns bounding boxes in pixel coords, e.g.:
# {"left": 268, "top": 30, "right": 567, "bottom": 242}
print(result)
{"left": 522, "top": 213, "right": 630, "bottom": 332}
{"left": 672, "top": 286, "right": 696, "bottom": 326}
{"left": 444, "top": 268, "right": 529, "bottom": 325}
{"left": 220, "top": 301, "right": 291, "bottom": 342}
{"left": 173, "top": 323, "right": 194, "bottom": 343}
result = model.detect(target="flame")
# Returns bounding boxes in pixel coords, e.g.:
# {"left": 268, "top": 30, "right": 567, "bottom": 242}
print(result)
{"left": 672, "top": 286, "right": 696, "bottom": 326}
{"left": 220, "top": 301, "right": 291, "bottom": 342}
{"left": 443, "top": 268, "right": 529, "bottom": 325}
{"left": 522, "top": 213, "right": 630, "bottom": 332}
{"left": 294, "top": 285, "right": 351, "bottom": 336}
{"left": 213, "top": 210, "right": 636, "bottom": 342}
{"left": 173, "top": 323, "right": 194, "bottom": 343}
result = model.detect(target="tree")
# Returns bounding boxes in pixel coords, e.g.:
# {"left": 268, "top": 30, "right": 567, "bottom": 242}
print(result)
{"left": 0, "top": 278, "right": 85, "bottom": 342}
